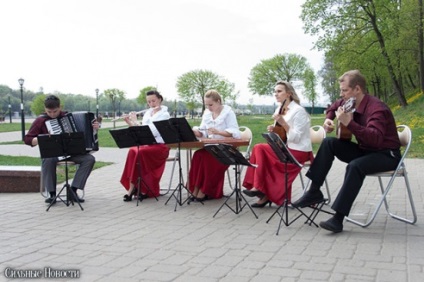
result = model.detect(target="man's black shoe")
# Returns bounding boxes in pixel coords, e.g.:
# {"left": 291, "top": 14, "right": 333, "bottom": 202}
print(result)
{"left": 69, "top": 192, "right": 85, "bottom": 203}
{"left": 292, "top": 190, "right": 324, "bottom": 208}
{"left": 242, "top": 189, "right": 265, "bottom": 198}
{"left": 319, "top": 216, "right": 343, "bottom": 233}
{"left": 45, "top": 197, "right": 57, "bottom": 204}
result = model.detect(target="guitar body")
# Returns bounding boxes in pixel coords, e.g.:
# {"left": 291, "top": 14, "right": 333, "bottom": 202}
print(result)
{"left": 272, "top": 101, "right": 287, "bottom": 143}
{"left": 336, "top": 97, "right": 356, "bottom": 141}
{"left": 272, "top": 125, "right": 287, "bottom": 143}
{"left": 336, "top": 123, "right": 352, "bottom": 141}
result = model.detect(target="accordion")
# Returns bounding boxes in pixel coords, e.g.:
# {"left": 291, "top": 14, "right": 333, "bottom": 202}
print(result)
{"left": 45, "top": 111, "right": 99, "bottom": 152}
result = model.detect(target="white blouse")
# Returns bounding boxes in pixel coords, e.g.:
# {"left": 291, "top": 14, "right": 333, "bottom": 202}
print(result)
{"left": 141, "top": 106, "right": 170, "bottom": 143}
{"left": 198, "top": 105, "right": 241, "bottom": 139}
{"left": 275, "top": 101, "right": 312, "bottom": 152}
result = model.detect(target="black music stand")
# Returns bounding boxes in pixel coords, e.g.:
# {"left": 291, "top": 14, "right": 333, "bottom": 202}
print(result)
{"left": 37, "top": 132, "right": 86, "bottom": 211}
{"left": 154, "top": 117, "right": 198, "bottom": 211}
{"left": 204, "top": 143, "right": 259, "bottom": 219}
{"left": 262, "top": 132, "right": 325, "bottom": 235}
{"left": 109, "top": 126, "right": 159, "bottom": 206}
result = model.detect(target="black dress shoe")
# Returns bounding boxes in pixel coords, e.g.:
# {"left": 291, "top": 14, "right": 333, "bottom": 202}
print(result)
{"left": 251, "top": 200, "right": 271, "bottom": 208}
{"left": 292, "top": 190, "right": 324, "bottom": 208}
{"left": 123, "top": 194, "right": 133, "bottom": 202}
{"left": 195, "top": 195, "right": 209, "bottom": 202}
{"left": 319, "top": 216, "right": 343, "bottom": 233}
{"left": 69, "top": 192, "right": 85, "bottom": 203}
{"left": 45, "top": 197, "right": 57, "bottom": 204}
{"left": 138, "top": 194, "right": 149, "bottom": 200}
{"left": 242, "top": 189, "right": 265, "bottom": 198}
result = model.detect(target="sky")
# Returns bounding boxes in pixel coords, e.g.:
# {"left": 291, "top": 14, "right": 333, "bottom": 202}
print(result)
{"left": 0, "top": 0, "right": 325, "bottom": 106}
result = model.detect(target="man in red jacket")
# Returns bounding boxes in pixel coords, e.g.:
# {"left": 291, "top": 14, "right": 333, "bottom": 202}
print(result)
{"left": 292, "top": 70, "right": 401, "bottom": 233}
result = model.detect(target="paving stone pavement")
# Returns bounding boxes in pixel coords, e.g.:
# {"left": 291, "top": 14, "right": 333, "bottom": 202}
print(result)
{"left": 0, "top": 129, "right": 423, "bottom": 282}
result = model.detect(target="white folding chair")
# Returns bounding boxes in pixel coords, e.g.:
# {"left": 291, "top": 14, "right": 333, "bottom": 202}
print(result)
{"left": 40, "top": 161, "right": 85, "bottom": 199}
{"left": 161, "top": 150, "right": 180, "bottom": 196}
{"left": 345, "top": 125, "right": 417, "bottom": 227}
{"left": 298, "top": 125, "right": 331, "bottom": 204}
{"left": 226, "top": 126, "right": 253, "bottom": 191}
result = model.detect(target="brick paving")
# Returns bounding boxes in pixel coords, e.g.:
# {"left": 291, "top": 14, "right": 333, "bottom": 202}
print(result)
{"left": 0, "top": 129, "right": 423, "bottom": 282}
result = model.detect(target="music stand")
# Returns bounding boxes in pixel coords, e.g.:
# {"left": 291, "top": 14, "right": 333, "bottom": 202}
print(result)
{"left": 153, "top": 117, "right": 198, "bottom": 211}
{"left": 204, "top": 143, "right": 259, "bottom": 219}
{"left": 262, "top": 132, "right": 324, "bottom": 235}
{"left": 37, "top": 132, "right": 86, "bottom": 211}
{"left": 109, "top": 126, "right": 159, "bottom": 206}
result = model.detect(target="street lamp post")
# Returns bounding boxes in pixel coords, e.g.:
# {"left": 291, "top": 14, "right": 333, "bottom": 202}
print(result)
{"left": 18, "top": 78, "right": 25, "bottom": 141}
{"left": 95, "top": 88, "right": 99, "bottom": 118}
{"left": 8, "top": 95, "right": 12, "bottom": 123}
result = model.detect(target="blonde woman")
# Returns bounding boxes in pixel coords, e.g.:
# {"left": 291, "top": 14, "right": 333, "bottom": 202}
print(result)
{"left": 189, "top": 90, "right": 241, "bottom": 201}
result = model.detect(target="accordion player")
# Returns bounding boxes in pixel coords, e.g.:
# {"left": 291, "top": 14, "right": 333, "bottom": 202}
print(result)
{"left": 45, "top": 111, "right": 99, "bottom": 152}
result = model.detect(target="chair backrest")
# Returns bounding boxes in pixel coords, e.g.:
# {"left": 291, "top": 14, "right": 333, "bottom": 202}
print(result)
{"left": 239, "top": 126, "right": 253, "bottom": 158}
{"left": 396, "top": 125, "right": 412, "bottom": 166}
{"left": 310, "top": 125, "right": 326, "bottom": 144}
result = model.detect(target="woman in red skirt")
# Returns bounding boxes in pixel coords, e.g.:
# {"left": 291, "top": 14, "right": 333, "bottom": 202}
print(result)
{"left": 189, "top": 90, "right": 241, "bottom": 201}
{"left": 120, "top": 90, "right": 170, "bottom": 201}
{"left": 242, "top": 81, "right": 313, "bottom": 207}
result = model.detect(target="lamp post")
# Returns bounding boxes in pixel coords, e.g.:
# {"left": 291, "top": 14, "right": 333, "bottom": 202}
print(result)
{"left": 18, "top": 78, "right": 25, "bottom": 140}
{"left": 95, "top": 88, "right": 99, "bottom": 118}
{"left": 8, "top": 95, "right": 12, "bottom": 123}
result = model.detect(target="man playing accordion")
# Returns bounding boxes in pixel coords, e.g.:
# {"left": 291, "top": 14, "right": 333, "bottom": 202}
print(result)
{"left": 24, "top": 95, "right": 100, "bottom": 204}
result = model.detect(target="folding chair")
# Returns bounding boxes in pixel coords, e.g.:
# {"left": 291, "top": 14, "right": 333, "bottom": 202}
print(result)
{"left": 161, "top": 150, "right": 179, "bottom": 196}
{"left": 298, "top": 125, "right": 331, "bottom": 204}
{"left": 345, "top": 125, "right": 417, "bottom": 227}
{"left": 226, "top": 126, "right": 253, "bottom": 191}
{"left": 40, "top": 161, "right": 85, "bottom": 199}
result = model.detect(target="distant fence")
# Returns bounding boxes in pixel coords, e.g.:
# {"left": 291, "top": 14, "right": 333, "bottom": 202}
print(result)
{"left": 304, "top": 106, "right": 327, "bottom": 115}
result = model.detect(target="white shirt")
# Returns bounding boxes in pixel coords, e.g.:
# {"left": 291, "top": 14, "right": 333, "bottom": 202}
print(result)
{"left": 141, "top": 106, "right": 170, "bottom": 143}
{"left": 275, "top": 101, "right": 312, "bottom": 152}
{"left": 198, "top": 105, "right": 241, "bottom": 139}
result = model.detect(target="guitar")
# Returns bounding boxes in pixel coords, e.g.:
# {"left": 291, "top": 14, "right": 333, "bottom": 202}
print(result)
{"left": 336, "top": 97, "right": 356, "bottom": 141}
{"left": 272, "top": 100, "right": 287, "bottom": 143}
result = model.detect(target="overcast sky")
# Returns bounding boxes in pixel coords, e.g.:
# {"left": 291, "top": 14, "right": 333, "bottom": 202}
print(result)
{"left": 0, "top": 0, "right": 325, "bottom": 106}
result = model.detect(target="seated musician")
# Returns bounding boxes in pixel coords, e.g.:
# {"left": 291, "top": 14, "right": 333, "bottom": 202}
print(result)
{"left": 292, "top": 70, "right": 401, "bottom": 233}
{"left": 242, "top": 81, "right": 313, "bottom": 208}
{"left": 189, "top": 89, "right": 241, "bottom": 201}
{"left": 24, "top": 95, "right": 99, "bottom": 204}
{"left": 120, "top": 90, "right": 170, "bottom": 201}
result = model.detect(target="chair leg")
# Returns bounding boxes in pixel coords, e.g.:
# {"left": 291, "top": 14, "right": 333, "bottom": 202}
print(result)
{"left": 161, "top": 151, "right": 179, "bottom": 196}
{"left": 346, "top": 174, "right": 417, "bottom": 227}
{"left": 382, "top": 174, "right": 417, "bottom": 224}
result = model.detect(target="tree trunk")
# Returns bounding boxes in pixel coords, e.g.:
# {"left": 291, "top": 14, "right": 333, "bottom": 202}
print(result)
{"left": 365, "top": 7, "right": 408, "bottom": 107}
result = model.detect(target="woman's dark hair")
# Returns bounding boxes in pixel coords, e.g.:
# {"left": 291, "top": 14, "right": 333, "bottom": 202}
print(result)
{"left": 146, "top": 90, "right": 163, "bottom": 102}
{"left": 44, "top": 95, "right": 61, "bottom": 109}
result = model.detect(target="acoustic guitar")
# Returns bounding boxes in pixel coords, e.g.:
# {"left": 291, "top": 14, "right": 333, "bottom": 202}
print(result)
{"left": 336, "top": 97, "right": 356, "bottom": 141}
{"left": 272, "top": 100, "right": 287, "bottom": 143}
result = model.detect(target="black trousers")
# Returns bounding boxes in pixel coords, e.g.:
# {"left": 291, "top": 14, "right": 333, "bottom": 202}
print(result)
{"left": 306, "top": 137, "right": 401, "bottom": 216}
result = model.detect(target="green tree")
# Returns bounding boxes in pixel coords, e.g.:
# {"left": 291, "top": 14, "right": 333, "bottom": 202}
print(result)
{"left": 176, "top": 69, "right": 235, "bottom": 113}
{"left": 319, "top": 59, "right": 340, "bottom": 103}
{"left": 104, "top": 88, "right": 126, "bottom": 123}
{"left": 30, "top": 94, "right": 47, "bottom": 115}
{"left": 248, "top": 53, "right": 311, "bottom": 96}
{"left": 301, "top": 0, "right": 419, "bottom": 107}
{"left": 303, "top": 68, "right": 318, "bottom": 113}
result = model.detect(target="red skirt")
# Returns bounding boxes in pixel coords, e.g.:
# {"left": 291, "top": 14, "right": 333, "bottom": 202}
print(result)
{"left": 242, "top": 143, "right": 312, "bottom": 205}
{"left": 120, "top": 144, "right": 170, "bottom": 197}
{"left": 188, "top": 148, "right": 229, "bottom": 199}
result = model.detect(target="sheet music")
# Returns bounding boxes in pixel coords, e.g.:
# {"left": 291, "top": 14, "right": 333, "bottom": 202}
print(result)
{"left": 262, "top": 132, "right": 303, "bottom": 168}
